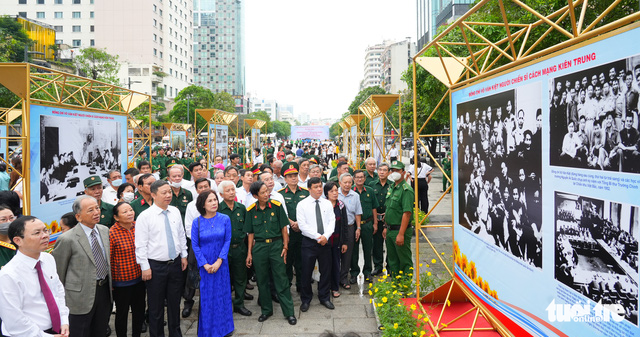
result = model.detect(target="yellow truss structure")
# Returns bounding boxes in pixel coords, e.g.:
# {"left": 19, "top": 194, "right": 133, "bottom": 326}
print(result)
{"left": 195, "top": 109, "right": 237, "bottom": 167}
{"left": 358, "top": 94, "right": 402, "bottom": 163}
{"left": 338, "top": 120, "right": 350, "bottom": 156}
{"left": 0, "top": 63, "right": 151, "bottom": 215}
{"left": 410, "top": 1, "right": 640, "bottom": 336}
{"left": 341, "top": 114, "right": 368, "bottom": 169}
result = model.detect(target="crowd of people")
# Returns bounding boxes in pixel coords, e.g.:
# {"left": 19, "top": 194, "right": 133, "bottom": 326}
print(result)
{"left": 550, "top": 64, "right": 640, "bottom": 172}
{"left": 0, "top": 139, "right": 420, "bottom": 337}
{"left": 457, "top": 99, "right": 543, "bottom": 268}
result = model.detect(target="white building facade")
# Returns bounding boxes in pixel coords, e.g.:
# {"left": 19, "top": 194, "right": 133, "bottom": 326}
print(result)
{"left": 381, "top": 39, "right": 416, "bottom": 93}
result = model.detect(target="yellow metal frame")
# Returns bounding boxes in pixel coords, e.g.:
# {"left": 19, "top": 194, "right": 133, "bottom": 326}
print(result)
{"left": 342, "top": 114, "right": 367, "bottom": 169}
{"left": 410, "top": 1, "right": 640, "bottom": 336}
{"left": 195, "top": 109, "right": 237, "bottom": 169}
{"left": 358, "top": 94, "right": 402, "bottom": 163}
{"left": 244, "top": 119, "right": 266, "bottom": 165}
{"left": 0, "top": 63, "right": 151, "bottom": 216}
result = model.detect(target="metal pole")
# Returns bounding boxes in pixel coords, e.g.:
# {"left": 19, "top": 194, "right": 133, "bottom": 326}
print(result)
{"left": 187, "top": 97, "right": 190, "bottom": 125}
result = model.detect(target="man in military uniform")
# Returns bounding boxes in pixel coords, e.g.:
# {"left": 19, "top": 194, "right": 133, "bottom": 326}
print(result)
{"left": 83, "top": 175, "right": 114, "bottom": 227}
{"left": 266, "top": 143, "right": 275, "bottom": 162}
{"left": 350, "top": 170, "right": 379, "bottom": 282}
{"left": 218, "top": 180, "right": 252, "bottom": 316}
{"left": 329, "top": 156, "right": 353, "bottom": 180}
{"left": 131, "top": 173, "right": 156, "bottom": 219}
{"left": 230, "top": 153, "right": 241, "bottom": 168}
{"left": 370, "top": 163, "right": 391, "bottom": 275}
{"left": 328, "top": 161, "right": 350, "bottom": 183}
{"left": 155, "top": 147, "right": 168, "bottom": 179}
{"left": 244, "top": 181, "right": 296, "bottom": 325}
{"left": 277, "top": 162, "right": 309, "bottom": 292}
{"left": 0, "top": 219, "right": 16, "bottom": 267}
{"left": 364, "top": 158, "right": 378, "bottom": 187}
{"left": 238, "top": 141, "right": 247, "bottom": 168}
{"left": 384, "top": 161, "right": 415, "bottom": 276}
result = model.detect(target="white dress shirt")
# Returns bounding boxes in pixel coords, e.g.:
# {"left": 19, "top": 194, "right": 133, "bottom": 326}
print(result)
{"left": 274, "top": 174, "right": 285, "bottom": 186}
{"left": 184, "top": 200, "right": 199, "bottom": 239}
{"left": 102, "top": 185, "right": 118, "bottom": 205}
{"left": 185, "top": 178, "right": 218, "bottom": 199}
{"left": 0, "top": 251, "right": 69, "bottom": 337}
{"left": 235, "top": 186, "right": 251, "bottom": 205}
{"left": 79, "top": 223, "right": 107, "bottom": 265}
{"left": 297, "top": 196, "right": 335, "bottom": 240}
{"left": 298, "top": 175, "right": 310, "bottom": 189}
{"left": 244, "top": 190, "right": 289, "bottom": 216}
{"left": 135, "top": 204, "right": 188, "bottom": 271}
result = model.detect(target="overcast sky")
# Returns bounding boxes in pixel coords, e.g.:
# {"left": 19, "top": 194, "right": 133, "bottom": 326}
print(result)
{"left": 245, "top": 0, "right": 416, "bottom": 120}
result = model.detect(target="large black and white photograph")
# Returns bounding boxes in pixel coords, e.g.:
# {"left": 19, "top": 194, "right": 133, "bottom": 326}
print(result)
{"left": 40, "top": 114, "right": 122, "bottom": 204}
{"left": 210, "top": 125, "right": 228, "bottom": 163}
{"left": 456, "top": 82, "right": 543, "bottom": 268}
{"left": 549, "top": 55, "right": 640, "bottom": 173}
{"left": 170, "top": 131, "right": 187, "bottom": 151}
{"left": 554, "top": 191, "right": 639, "bottom": 324}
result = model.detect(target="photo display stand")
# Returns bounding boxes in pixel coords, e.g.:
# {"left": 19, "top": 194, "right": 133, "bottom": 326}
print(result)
{"left": 338, "top": 120, "right": 350, "bottom": 159}
{"left": 195, "top": 109, "right": 236, "bottom": 169}
{"left": 0, "top": 63, "right": 151, "bottom": 238}
{"left": 342, "top": 114, "right": 368, "bottom": 169}
{"left": 244, "top": 119, "right": 266, "bottom": 165}
{"left": 408, "top": 1, "right": 640, "bottom": 336}
{"left": 358, "top": 94, "right": 402, "bottom": 165}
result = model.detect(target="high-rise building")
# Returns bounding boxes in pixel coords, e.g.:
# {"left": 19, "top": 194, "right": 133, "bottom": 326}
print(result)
{"left": 416, "top": 0, "right": 475, "bottom": 51}
{"left": 381, "top": 39, "right": 416, "bottom": 94}
{"left": 252, "top": 99, "right": 278, "bottom": 121}
{"left": 193, "top": 0, "right": 245, "bottom": 99}
{"left": 2, "top": 0, "right": 193, "bottom": 99}
{"left": 360, "top": 42, "right": 386, "bottom": 90}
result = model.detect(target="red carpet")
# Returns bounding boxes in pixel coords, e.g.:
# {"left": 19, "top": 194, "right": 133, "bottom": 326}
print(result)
{"left": 401, "top": 298, "right": 502, "bottom": 336}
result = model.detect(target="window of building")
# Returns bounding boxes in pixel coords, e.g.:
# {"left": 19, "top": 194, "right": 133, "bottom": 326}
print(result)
{"left": 37, "top": 12, "right": 45, "bottom": 18}
{"left": 90, "top": 39, "right": 94, "bottom": 46}
{"left": 90, "top": 11, "right": 94, "bottom": 18}
{"left": 159, "top": 23, "right": 162, "bottom": 30}
{"left": 55, "top": 12, "right": 63, "bottom": 18}
{"left": 72, "top": 39, "right": 81, "bottom": 47}
{"left": 72, "top": 12, "right": 81, "bottom": 18}
{"left": 153, "top": 34, "right": 157, "bottom": 41}
{"left": 90, "top": 25, "right": 94, "bottom": 32}
{"left": 153, "top": 19, "right": 157, "bottom": 27}
{"left": 37, "top": 0, "right": 44, "bottom": 4}
{"left": 153, "top": 4, "right": 157, "bottom": 12}
{"left": 159, "top": 37, "right": 163, "bottom": 44}
{"left": 18, "top": 0, "right": 27, "bottom": 4}
{"left": 73, "top": 0, "right": 80, "bottom": 3}
{"left": 153, "top": 48, "right": 157, "bottom": 56}
{"left": 18, "top": 12, "right": 27, "bottom": 18}
{"left": 54, "top": 25, "right": 63, "bottom": 32}
{"left": 72, "top": 25, "right": 81, "bottom": 32}
{"left": 159, "top": 51, "right": 163, "bottom": 58}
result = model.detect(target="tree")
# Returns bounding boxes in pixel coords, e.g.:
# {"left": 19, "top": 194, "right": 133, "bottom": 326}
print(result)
{"left": 169, "top": 86, "right": 235, "bottom": 129}
{"left": 272, "top": 120, "right": 291, "bottom": 139}
{"left": 346, "top": 86, "right": 387, "bottom": 116}
{"left": 74, "top": 47, "right": 120, "bottom": 84}
{"left": 329, "top": 122, "right": 342, "bottom": 138}
{"left": 0, "top": 16, "right": 32, "bottom": 62}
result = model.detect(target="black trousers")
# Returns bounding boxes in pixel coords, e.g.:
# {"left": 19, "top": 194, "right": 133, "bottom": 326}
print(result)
{"left": 183, "top": 238, "right": 196, "bottom": 308}
{"left": 417, "top": 178, "right": 429, "bottom": 214}
{"left": 69, "top": 280, "right": 111, "bottom": 337}
{"left": 301, "top": 237, "right": 332, "bottom": 304}
{"left": 147, "top": 258, "right": 184, "bottom": 337}
{"left": 113, "top": 281, "right": 146, "bottom": 337}
{"left": 330, "top": 240, "right": 342, "bottom": 292}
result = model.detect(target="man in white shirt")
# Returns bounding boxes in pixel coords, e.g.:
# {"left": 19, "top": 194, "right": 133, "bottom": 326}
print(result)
{"left": 388, "top": 145, "right": 399, "bottom": 162}
{"left": 272, "top": 160, "right": 286, "bottom": 186}
{"left": 0, "top": 216, "right": 70, "bottom": 337}
{"left": 101, "top": 170, "right": 122, "bottom": 205}
{"left": 235, "top": 169, "right": 254, "bottom": 205}
{"left": 297, "top": 177, "right": 335, "bottom": 312}
{"left": 297, "top": 159, "right": 310, "bottom": 188}
{"left": 184, "top": 162, "right": 217, "bottom": 199}
{"left": 135, "top": 180, "right": 188, "bottom": 337}
{"left": 184, "top": 179, "right": 215, "bottom": 239}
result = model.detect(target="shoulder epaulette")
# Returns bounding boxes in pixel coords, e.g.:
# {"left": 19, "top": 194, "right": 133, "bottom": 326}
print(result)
{"left": 247, "top": 202, "right": 256, "bottom": 211}
{"left": 0, "top": 241, "right": 16, "bottom": 250}
{"left": 277, "top": 187, "right": 286, "bottom": 193}
{"left": 271, "top": 200, "right": 282, "bottom": 207}
{"left": 299, "top": 186, "right": 308, "bottom": 191}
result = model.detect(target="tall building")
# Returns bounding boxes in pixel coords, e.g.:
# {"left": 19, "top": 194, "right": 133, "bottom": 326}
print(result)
{"left": 193, "top": 0, "right": 245, "bottom": 98}
{"left": 2, "top": 0, "right": 193, "bottom": 99}
{"left": 251, "top": 99, "right": 278, "bottom": 121}
{"left": 381, "top": 39, "right": 416, "bottom": 94}
{"left": 416, "top": 0, "right": 475, "bottom": 51}
{"left": 360, "top": 42, "right": 386, "bottom": 90}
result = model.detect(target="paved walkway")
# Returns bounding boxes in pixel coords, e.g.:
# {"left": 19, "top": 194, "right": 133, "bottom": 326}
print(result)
{"left": 111, "top": 170, "right": 453, "bottom": 337}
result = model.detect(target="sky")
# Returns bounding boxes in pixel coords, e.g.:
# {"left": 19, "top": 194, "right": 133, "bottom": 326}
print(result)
{"left": 244, "top": 0, "right": 416, "bottom": 121}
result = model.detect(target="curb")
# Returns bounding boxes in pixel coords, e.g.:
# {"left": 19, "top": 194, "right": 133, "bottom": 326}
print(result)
{"left": 371, "top": 298, "right": 384, "bottom": 331}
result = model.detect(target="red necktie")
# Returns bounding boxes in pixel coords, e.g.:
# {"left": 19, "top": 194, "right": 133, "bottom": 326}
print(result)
{"left": 35, "top": 261, "right": 61, "bottom": 333}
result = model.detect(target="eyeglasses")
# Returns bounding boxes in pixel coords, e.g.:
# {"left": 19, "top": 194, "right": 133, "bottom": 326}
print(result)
{"left": 30, "top": 228, "right": 51, "bottom": 237}
{"left": 0, "top": 215, "right": 16, "bottom": 223}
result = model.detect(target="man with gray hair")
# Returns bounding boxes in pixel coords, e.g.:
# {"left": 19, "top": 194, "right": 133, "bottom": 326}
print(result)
{"left": 272, "top": 160, "right": 285, "bottom": 186}
{"left": 337, "top": 173, "right": 362, "bottom": 287}
{"left": 52, "top": 195, "right": 112, "bottom": 337}
{"left": 364, "top": 158, "right": 378, "bottom": 187}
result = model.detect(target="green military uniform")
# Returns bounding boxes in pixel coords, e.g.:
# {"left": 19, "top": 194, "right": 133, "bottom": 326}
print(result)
{"left": 442, "top": 154, "right": 451, "bottom": 192}
{"left": 181, "top": 157, "right": 194, "bottom": 181}
{"left": 169, "top": 187, "right": 192, "bottom": 225}
{"left": 278, "top": 179, "right": 309, "bottom": 290}
{"left": 131, "top": 196, "right": 152, "bottom": 220}
{"left": 0, "top": 241, "right": 16, "bottom": 267}
{"left": 99, "top": 201, "right": 114, "bottom": 227}
{"left": 364, "top": 171, "right": 378, "bottom": 187}
{"left": 350, "top": 185, "right": 379, "bottom": 279}
{"left": 329, "top": 165, "right": 354, "bottom": 179}
{"left": 238, "top": 145, "right": 247, "bottom": 167}
{"left": 219, "top": 201, "right": 249, "bottom": 310}
{"left": 155, "top": 153, "right": 168, "bottom": 179}
{"left": 371, "top": 178, "right": 391, "bottom": 273}
{"left": 385, "top": 161, "right": 415, "bottom": 276}
{"left": 243, "top": 200, "right": 294, "bottom": 318}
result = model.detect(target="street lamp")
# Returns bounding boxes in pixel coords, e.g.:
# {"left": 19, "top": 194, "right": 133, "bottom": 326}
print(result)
{"left": 186, "top": 95, "right": 193, "bottom": 124}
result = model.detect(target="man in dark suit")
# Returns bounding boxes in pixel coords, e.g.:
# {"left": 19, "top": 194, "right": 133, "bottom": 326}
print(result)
{"left": 52, "top": 195, "right": 112, "bottom": 337}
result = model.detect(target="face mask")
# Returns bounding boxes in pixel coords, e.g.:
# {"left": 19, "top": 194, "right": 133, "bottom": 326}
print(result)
{"left": 168, "top": 180, "right": 182, "bottom": 188}
{"left": 0, "top": 222, "right": 10, "bottom": 236}
{"left": 388, "top": 172, "right": 401, "bottom": 183}
{"left": 122, "top": 192, "right": 135, "bottom": 203}
{"left": 112, "top": 180, "right": 123, "bottom": 187}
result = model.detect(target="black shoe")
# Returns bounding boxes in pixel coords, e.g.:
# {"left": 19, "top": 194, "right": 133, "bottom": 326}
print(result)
{"left": 349, "top": 276, "right": 357, "bottom": 284}
{"left": 106, "top": 326, "right": 111, "bottom": 337}
{"left": 251, "top": 275, "right": 257, "bottom": 282}
{"left": 300, "top": 302, "right": 310, "bottom": 312}
{"left": 286, "top": 316, "right": 297, "bottom": 325}
{"left": 320, "top": 301, "right": 335, "bottom": 310}
{"left": 371, "top": 268, "right": 382, "bottom": 276}
{"left": 234, "top": 307, "right": 252, "bottom": 316}
{"left": 258, "top": 313, "right": 272, "bottom": 322}
{"left": 244, "top": 292, "right": 254, "bottom": 300}
{"left": 141, "top": 321, "right": 148, "bottom": 333}
{"left": 272, "top": 294, "right": 280, "bottom": 303}
{"left": 182, "top": 306, "right": 192, "bottom": 318}
{"left": 246, "top": 283, "right": 255, "bottom": 290}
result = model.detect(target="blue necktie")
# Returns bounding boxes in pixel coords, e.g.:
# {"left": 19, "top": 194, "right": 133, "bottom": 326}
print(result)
{"left": 162, "top": 210, "right": 177, "bottom": 260}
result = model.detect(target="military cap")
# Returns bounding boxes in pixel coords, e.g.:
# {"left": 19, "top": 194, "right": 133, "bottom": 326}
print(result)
{"left": 251, "top": 163, "right": 261, "bottom": 175}
{"left": 83, "top": 175, "right": 102, "bottom": 188}
{"left": 282, "top": 162, "right": 299, "bottom": 176}
{"left": 390, "top": 161, "right": 405, "bottom": 170}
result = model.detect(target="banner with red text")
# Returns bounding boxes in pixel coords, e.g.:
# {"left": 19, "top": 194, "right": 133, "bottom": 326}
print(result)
{"left": 290, "top": 125, "right": 330, "bottom": 140}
